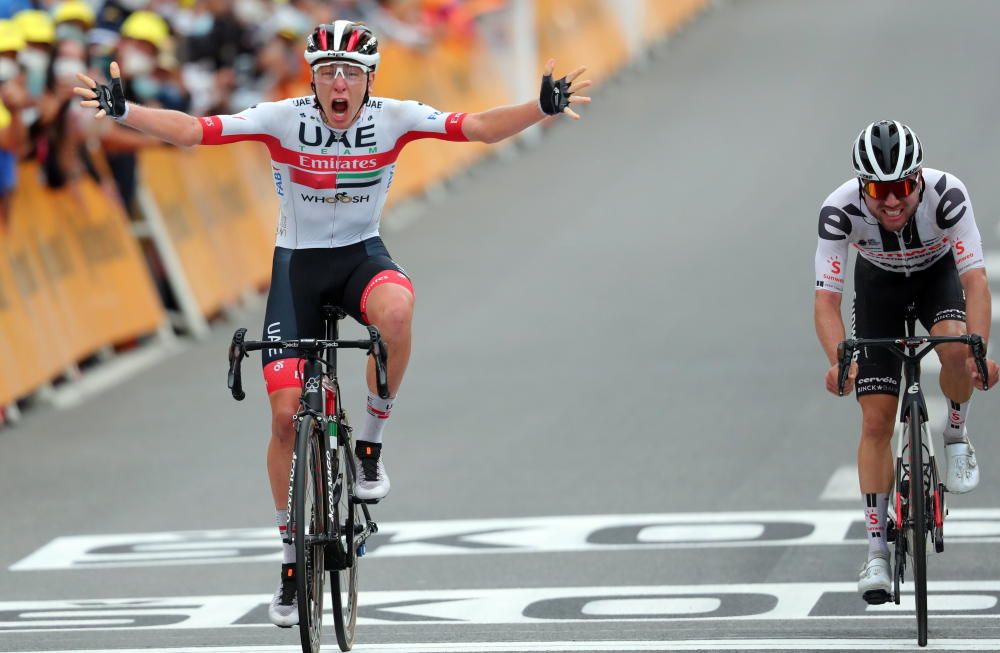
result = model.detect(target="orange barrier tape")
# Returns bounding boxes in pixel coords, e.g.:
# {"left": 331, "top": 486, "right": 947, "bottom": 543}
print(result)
{"left": 643, "top": 0, "right": 708, "bottom": 44}
{"left": 139, "top": 147, "right": 238, "bottom": 317}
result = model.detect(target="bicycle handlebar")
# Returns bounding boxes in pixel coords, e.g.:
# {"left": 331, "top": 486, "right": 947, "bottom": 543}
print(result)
{"left": 226, "top": 327, "right": 391, "bottom": 401}
{"left": 836, "top": 334, "right": 990, "bottom": 395}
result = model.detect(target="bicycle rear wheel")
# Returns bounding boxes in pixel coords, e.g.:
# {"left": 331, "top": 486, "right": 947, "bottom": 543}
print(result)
{"left": 908, "top": 416, "right": 928, "bottom": 646}
{"left": 331, "top": 431, "right": 361, "bottom": 651}
{"left": 293, "top": 415, "right": 328, "bottom": 653}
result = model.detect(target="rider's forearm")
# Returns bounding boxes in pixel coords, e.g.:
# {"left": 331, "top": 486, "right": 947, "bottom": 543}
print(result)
{"left": 815, "top": 291, "right": 846, "bottom": 365}
{"left": 118, "top": 103, "right": 203, "bottom": 147}
{"left": 961, "top": 268, "right": 991, "bottom": 346}
{"left": 462, "top": 100, "right": 550, "bottom": 144}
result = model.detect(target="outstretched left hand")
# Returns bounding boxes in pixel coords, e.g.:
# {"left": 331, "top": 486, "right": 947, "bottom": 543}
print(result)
{"left": 539, "top": 58, "right": 592, "bottom": 120}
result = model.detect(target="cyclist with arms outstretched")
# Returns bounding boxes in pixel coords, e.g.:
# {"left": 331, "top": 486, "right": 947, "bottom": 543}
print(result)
{"left": 814, "top": 120, "right": 999, "bottom": 604}
{"left": 75, "top": 20, "right": 591, "bottom": 626}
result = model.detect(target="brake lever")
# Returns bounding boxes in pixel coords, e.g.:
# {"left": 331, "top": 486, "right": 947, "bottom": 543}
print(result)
{"left": 366, "top": 325, "right": 390, "bottom": 400}
{"left": 969, "top": 335, "right": 990, "bottom": 392}
{"left": 228, "top": 328, "right": 248, "bottom": 401}
{"left": 837, "top": 340, "right": 854, "bottom": 396}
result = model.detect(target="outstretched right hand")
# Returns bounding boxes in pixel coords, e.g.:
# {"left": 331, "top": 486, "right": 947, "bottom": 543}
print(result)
{"left": 826, "top": 361, "right": 857, "bottom": 396}
{"left": 73, "top": 61, "right": 128, "bottom": 120}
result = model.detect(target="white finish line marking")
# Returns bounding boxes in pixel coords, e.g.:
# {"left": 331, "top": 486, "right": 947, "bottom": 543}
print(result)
{"left": 15, "top": 509, "right": 1000, "bottom": 571}
{"left": 21, "top": 641, "right": 1000, "bottom": 652}
{"left": 5, "top": 582, "right": 1000, "bottom": 633}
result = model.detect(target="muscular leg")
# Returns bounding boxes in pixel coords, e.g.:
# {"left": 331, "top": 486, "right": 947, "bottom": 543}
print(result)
{"left": 363, "top": 282, "right": 414, "bottom": 397}
{"left": 857, "top": 394, "right": 897, "bottom": 494}
{"left": 932, "top": 319, "right": 973, "bottom": 404}
{"left": 267, "top": 387, "right": 300, "bottom": 508}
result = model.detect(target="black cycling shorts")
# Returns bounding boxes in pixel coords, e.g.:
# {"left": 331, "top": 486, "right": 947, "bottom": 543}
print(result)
{"left": 261, "top": 237, "right": 412, "bottom": 392}
{"left": 852, "top": 253, "right": 966, "bottom": 397}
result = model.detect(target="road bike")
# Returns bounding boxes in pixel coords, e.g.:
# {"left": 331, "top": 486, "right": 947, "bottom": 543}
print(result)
{"left": 837, "top": 307, "right": 990, "bottom": 647}
{"left": 227, "top": 305, "right": 389, "bottom": 652}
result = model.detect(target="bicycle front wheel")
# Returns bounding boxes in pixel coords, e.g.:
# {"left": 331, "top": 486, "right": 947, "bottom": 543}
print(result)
{"left": 293, "top": 415, "right": 328, "bottom": 653}
{"left": 331, "top": 435, "right": 361, "bottom": 651}
{"left": 908, "top": 416, "right": 928, "bottom": 646}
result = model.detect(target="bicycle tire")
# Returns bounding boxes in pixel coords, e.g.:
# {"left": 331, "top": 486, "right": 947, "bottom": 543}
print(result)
{"left": 908, "top": 415, "right": 928, "bottom": 646}
{"left": 294, "top": 414, "right": 328, "bottom": 653}
{"left": 331, "top": 429, "right": 360, "bottom": 652}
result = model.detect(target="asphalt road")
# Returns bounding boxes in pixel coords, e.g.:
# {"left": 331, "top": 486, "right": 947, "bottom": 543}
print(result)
{"left": 4, "top": 1, "right": 1000, "bottom": 651}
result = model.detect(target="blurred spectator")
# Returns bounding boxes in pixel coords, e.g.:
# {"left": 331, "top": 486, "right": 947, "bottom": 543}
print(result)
{"left": 0, "top": 19, "right": 28, "bottom": 225}
{"left": 35, "top": 36, "right": 97, "bottom": 188}
{"left": 255, "top": 7, "right": 311, "bottom": 101}
{"left": 13, "top": 15, "right": 53, "bottom": 105}
{"left": 52, "top": 0, "right": 95, "bottom": 44}
{"left": 183, "top": 0, "right": 255, "bottom": 114}
{"left": 100, "top": 10, "right": 174, "bottom": 212}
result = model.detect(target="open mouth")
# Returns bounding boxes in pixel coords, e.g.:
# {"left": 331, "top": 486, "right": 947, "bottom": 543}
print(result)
{"left": 332, "top": 99, "right": 349, "bottom": 115}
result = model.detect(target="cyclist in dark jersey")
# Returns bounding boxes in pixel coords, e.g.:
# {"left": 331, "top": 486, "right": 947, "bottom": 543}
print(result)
{"left": 814, "top": 120, "right": 999, "bottom": 603}
{"left": 75, "top": 19, "right": 591, "bottom": 626}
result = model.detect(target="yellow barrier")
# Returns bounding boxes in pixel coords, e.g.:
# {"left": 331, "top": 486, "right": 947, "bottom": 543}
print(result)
{"left": 72, "top": 175, "right": 165, "bottom": 343}
{"left": 535, "top": 0, "right": 629, "bottom": 84}
{"left": 643, "top": 0, "right": 708, "bottom": 44}
{"left": 0, "top": 238, "right": 55, "bottom": 402}
{"left": 14, "top": 164, "right": 106, "bottom": 362}
{"left": 2, "top": 170, "right": 71, "bottom": 394}
{"left": 139, "top": 147, "right": 238, "bottom": 317}
{"left": 189, "top": 146, "right": 272, "bottom": 290}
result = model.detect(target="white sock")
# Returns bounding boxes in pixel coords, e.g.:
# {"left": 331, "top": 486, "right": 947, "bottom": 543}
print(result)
{"left": 944, "top": 399, "right": 970, "bottom": 445}
{"left": 357, "top": 392, "right": 392, "bottom": 444}
{"left": 276, "top": 509, "right": 294, "bottom": 564}
{"left": 864, "top": 493, "right": 890, "bottom": 561}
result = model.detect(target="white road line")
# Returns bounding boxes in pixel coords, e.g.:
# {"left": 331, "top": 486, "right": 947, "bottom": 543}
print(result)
{"left": 17, "top": 509, "right": 1000, "bottom": 570}
{"left": 5, "top": 582, "right": 1000, "bottom": 633}
{"left": 22, "top": 642, "right": 1000, "bottom": 653}
{"left": 820, "top": 465, "right": 858, "bottom": 501}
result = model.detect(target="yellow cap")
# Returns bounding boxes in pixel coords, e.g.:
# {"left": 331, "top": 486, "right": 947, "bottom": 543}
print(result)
{"left": 0, "top": 20, "right": 26, "bottom": 53}
{"left": 120, "top": 11, "right": 169, "bottom": 50}
{"left": 53, "top": 1, "right": 96, "bottom": 28}
{"left": 13, "top": 10, "right": 56, "bottom": 45}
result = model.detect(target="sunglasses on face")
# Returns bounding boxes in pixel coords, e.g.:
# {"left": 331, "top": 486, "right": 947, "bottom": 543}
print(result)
{"left": 862, "top": 176, "right": 919, "bottom": 200}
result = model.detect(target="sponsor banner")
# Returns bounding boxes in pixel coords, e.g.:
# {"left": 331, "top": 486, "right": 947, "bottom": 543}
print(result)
{"left": 15, "top": 510, "right": 1000, "bottom": 570}
{"left": 3, "top": 582, "right": 1000, "bottom": 633}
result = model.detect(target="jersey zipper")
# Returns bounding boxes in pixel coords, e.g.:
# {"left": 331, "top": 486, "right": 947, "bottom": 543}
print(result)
{"left": 897, "top": 231, "right": 910, "bottom": 277}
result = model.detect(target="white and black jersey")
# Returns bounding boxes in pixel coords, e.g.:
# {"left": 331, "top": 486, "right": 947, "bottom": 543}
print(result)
{"left": 814, "top": 168, "right": 984, "bottom": 294}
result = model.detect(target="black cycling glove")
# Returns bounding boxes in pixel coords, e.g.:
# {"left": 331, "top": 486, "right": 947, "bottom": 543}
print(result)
{"left": 538, "top": 72, "right": 572, "bottom": 115}
{"left": 91, "top": 76, "right": 128, "bottom": 120}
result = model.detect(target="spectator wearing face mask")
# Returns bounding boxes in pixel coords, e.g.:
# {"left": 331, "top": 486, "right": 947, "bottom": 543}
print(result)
{"left": 0, "top": 19, "right": 28, "bottom": 225}
{"left": 36, "top": 36, "right": 98, "bottom": 188}
{"left": 52, "top": 1, "right": 96, "bottom": 45}
{"left": 12, "top": 12, "right": 53, "bottom": 108}
{"left": 99, "top": 9, "right": 170, "bottom": 213}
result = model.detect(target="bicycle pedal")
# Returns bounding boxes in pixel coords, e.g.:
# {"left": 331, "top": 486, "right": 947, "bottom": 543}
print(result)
{"left": 352, "top": 497, "right": 379, "bottom": 505}
{"left": 863, "top": 589, "right": 892, "bottom": 605}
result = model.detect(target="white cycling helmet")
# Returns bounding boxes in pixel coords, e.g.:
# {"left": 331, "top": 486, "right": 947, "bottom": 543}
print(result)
{"left": 852, "top": 120, "right": 923, "bottom": 182}
{"left": 304, "top": 20, "right": 379, "bottom": 70}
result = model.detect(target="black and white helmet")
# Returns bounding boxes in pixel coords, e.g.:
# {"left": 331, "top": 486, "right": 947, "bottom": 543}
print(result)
{"left": 304, "top": 20, "right": 379, "bottom": 70}
{"left": 852, "top": 120, "right": 923, "bottom": 182}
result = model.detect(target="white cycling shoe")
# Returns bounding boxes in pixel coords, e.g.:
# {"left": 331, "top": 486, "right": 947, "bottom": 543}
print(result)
{"left": 945, "top": 441, "right": 979, "bottom": 494}
{"left": 858, "top": 555, "right": 892, "bottom": 604}
{"left": 268, "top": 563, "right": 298, "bottom": 627}
{"left": 354, "top": 441, "right": 390, "bottom": 501}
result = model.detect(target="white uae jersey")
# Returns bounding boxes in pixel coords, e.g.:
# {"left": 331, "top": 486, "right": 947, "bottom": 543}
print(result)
{"left": 814, "top": 168, "right": 985, "bottom": 293}
{"left": 198, "top": 95, "right": 468, "bottom": 249}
